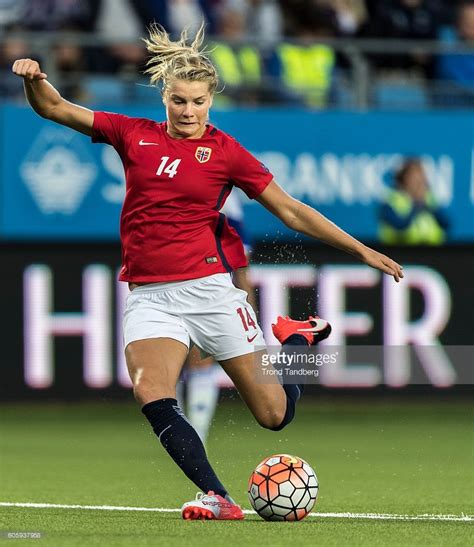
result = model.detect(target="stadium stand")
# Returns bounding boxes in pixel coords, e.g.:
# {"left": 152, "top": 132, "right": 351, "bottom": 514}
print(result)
{"left": 1, "top": 0, "right": 474, "bottom": 110}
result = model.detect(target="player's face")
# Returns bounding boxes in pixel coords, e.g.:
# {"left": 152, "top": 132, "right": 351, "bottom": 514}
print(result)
{"left": 164, "top": 80, "right": 213, "bottom": 139}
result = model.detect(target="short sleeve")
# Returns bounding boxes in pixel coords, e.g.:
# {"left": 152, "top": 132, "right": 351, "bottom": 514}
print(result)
{"left": 91, "top": 111, "right": 134, "bottom": 151}
{"left": 227, "top": 138, "right": 273, "bottom": 199}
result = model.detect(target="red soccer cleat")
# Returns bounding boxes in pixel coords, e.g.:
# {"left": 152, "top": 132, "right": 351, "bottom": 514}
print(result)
{"left": 181, "top": 491, "right": 244, "bottom": 520}
{"left": 272, "top": 315, "right": 332, "bottom": 345}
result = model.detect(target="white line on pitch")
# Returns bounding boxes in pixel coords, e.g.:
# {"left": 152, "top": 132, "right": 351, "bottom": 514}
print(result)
{"left": 0, "top": 502, "right": 472, "bottom": 522}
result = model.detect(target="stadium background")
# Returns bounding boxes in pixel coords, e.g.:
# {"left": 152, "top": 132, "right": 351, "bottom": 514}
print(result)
{"left": 0, "top": 1, "right": 473, "bottom": 545}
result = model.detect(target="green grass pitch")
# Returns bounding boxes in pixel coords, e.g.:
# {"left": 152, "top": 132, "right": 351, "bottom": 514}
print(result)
{"left": 0, "top": 397, "right": 472, "bottom": 546}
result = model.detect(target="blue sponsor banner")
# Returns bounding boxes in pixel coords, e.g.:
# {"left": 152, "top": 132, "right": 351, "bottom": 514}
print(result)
{"left": 1, "top": 105, "right": 473, "bottom": 241}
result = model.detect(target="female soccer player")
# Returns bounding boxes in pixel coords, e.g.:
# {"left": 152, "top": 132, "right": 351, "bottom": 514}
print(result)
{"left": 12, "top": 24, "right": 403, "bottom": 521}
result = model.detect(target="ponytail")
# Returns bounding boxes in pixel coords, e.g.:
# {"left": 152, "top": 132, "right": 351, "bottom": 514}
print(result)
{"left": 143, "top": 23, "right": 218, "bottom": 95}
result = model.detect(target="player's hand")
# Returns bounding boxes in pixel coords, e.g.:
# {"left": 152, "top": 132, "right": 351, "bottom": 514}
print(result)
{"left": 12, "top": 58, "right": 47, "bottom": 81}
{"left": 360, "top": 247, "right": 404, "bottom": 282}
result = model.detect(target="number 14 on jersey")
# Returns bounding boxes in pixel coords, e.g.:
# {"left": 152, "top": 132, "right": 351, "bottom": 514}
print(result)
{"left": 156, "top": 156, "right": 182, "bottom": 178}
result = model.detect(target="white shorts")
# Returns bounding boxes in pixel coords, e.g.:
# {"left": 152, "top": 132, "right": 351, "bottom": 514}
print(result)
{"left": 123, "top": 273, "right": 266, "bottom": 361}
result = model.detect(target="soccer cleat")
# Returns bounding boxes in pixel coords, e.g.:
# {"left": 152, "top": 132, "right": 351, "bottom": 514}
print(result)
{"left": 181, "top": 491, "right": 244, "bottom": 520}
{"left": 271, "top": 315, "right": 332, "bottom": 346}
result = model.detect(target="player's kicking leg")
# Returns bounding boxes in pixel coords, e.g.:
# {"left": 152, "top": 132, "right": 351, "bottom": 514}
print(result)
{"left": 213, "top": 314, "right": 332, "bottom": 430}
{"left": 180, "top": 314, "right": 331, "bottom": 519}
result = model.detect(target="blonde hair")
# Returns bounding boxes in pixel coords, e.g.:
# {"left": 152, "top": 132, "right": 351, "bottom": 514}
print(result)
{"left": 143, "top": 23, "right": 218, "bottom": 96}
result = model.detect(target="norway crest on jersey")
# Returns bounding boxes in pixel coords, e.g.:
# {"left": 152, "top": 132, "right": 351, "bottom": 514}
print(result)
{"left": 195, "top": 146, "right": 212, "bottom": 163}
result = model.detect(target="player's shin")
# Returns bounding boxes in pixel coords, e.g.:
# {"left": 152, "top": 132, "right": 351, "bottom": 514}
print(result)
{"left": 141, "top": 398, "right": 228, "bottom": 497}
{"left": 270, "top": 335, "right": 307, "bottom": 431}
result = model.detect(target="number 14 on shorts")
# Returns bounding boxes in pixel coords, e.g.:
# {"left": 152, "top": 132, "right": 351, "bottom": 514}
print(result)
{"left": 236, "top": 307, "right": 256, "bottom": 331}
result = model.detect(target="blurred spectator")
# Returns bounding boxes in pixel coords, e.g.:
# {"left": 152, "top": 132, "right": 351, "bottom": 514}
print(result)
{"left": 245, "top": 1, "right": 283, "bottom": 43}
{"left": 437, "top": 0, "right": 474, "bottom": 105}
{"left": 0, "top": 0, "right": 25, "bottom": 28}
{"left": 208, "top": 1, "right": 266, "bottom": 104}
{"left": 270, "top": 3, "right": 337, "bottom": 107}
{"left": 54, "top": 39, "right": 89, "bottom": 101}
{"left": 0, "top": 1, "right": 102, "bottom": 102}
{"left": 317, "top": 0, "right": 368, "bottom": 36}
{"left": 96, "top": 0, "right": 142, "bottom": 40}
{"left": 21, "top": 0, "right": 100, "bottom": 31}
{"left": 89, "top": 0, "right": 146, "bottom": 75}
{"left": 0, "top": 0, "right": 100, "bottom": 31}
{"left": 167, "top": 0, "right": 210, "bottom": 36}
{"left": 378, "top": 158, "right": 449, "bottom": 245}
{"left": 363, "top": 0, "right": 450, "bottom": 76}
{"left": 133, "top": 0, "right": 217, "bottom": 36}
{"left": 0, "top": 30, "right": 31, "bottom": 100}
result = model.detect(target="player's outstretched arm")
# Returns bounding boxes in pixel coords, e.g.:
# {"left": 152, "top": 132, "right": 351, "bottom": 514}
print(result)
{"left": 257, "top": 180, "right": 404, "bottom": 282}
{"left": 12, "top": 58, "right": 93, "bottom": 136}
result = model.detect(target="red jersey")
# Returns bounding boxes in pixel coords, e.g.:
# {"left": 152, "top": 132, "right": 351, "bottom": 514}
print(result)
{"left": 92, "top": 112, "right": 273, "bottom": 282}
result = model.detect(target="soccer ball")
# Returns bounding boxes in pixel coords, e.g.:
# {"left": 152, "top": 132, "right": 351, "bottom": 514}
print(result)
{"left": 248, "top": 454, "right": 318, "bottom": 521}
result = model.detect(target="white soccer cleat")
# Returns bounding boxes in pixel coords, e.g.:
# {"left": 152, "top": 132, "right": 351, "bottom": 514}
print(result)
{"left": 181, "top": 491, "right": 244, "bottom": 520}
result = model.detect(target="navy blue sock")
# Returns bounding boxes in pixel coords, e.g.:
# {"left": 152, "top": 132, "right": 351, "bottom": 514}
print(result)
{"left": 142, "top": 398, "right": 228, "bottom": 498}
{"left": 271, "top": 333, "right": 308, "bottom": 431}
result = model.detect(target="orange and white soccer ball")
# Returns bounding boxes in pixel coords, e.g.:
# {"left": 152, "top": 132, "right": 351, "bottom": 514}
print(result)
{"left": 248, "top": 454, "right": 318, "bottom": 521}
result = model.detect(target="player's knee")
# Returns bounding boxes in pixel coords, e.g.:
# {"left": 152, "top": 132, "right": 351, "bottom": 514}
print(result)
{"left": 256, "top": 406, "right": 286, "bottom": 431}
{"left": 132, "top": 376, "right": 173, "bottom": 406}
{"left": 132, "top": 379, "right": 153, "bottom": 406}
